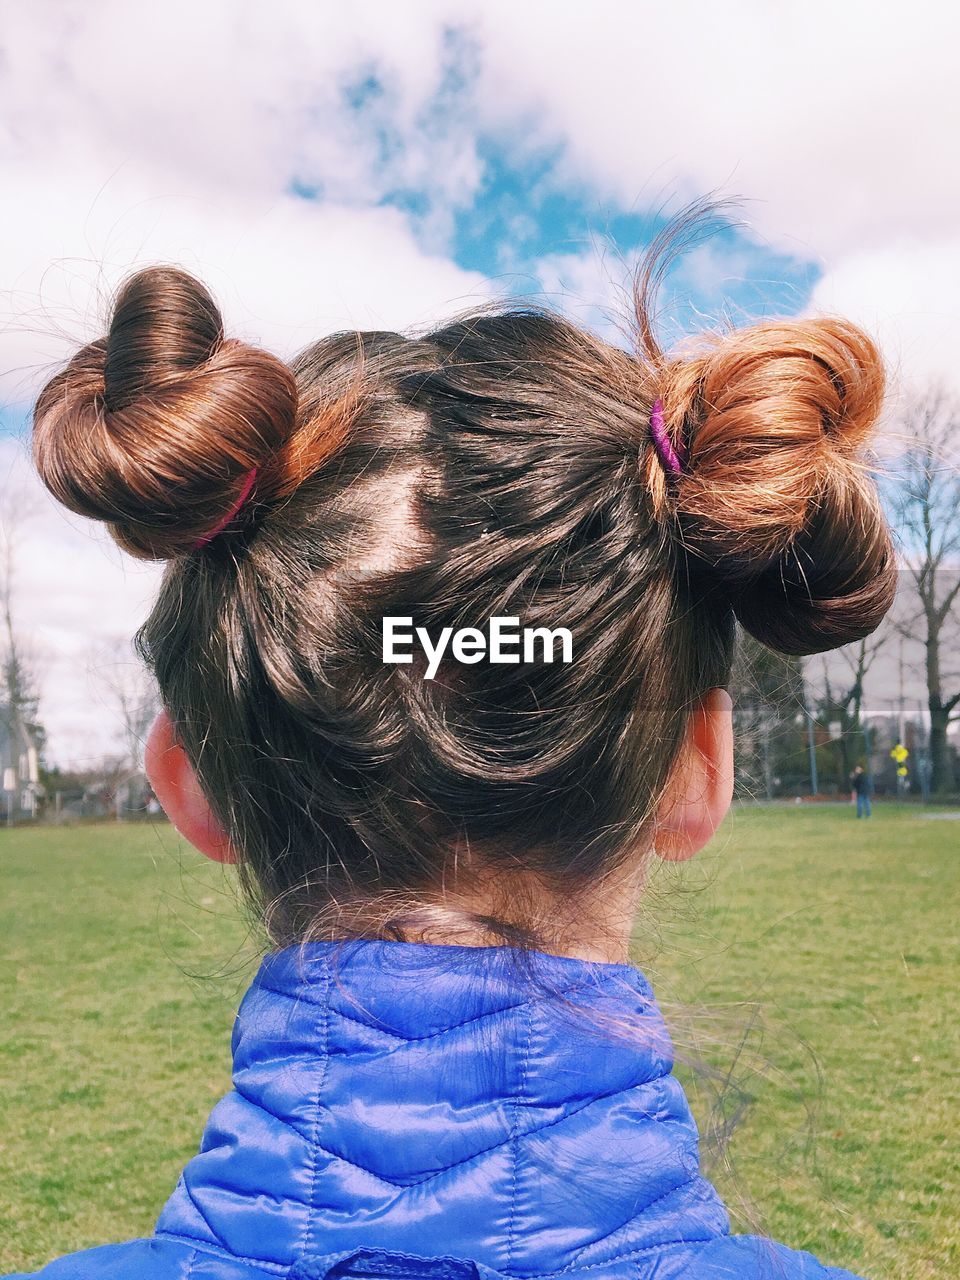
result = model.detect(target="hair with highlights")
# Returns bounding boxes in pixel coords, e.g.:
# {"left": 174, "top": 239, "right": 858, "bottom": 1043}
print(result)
{"left": 31, "top": 209, "right": 897, "bottom": 958}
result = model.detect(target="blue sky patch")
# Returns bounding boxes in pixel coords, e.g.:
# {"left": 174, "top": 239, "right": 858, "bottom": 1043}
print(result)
{"left": 289, "top": 45, "right": 822, "bottom": 351}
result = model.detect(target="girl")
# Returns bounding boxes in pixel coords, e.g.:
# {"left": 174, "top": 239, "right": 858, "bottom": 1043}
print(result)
{"left": 13, "top": 217, "right": 896, "bottom": 1280}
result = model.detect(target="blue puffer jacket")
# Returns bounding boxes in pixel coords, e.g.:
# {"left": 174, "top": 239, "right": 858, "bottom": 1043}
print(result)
{"left": 7, "top": 939, "right": 867, "bottom": 1280}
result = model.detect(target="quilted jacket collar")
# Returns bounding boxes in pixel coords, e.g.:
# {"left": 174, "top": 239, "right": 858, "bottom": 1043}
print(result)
{"left": 155, "top": 939, "right": 730, "bottom": 1277}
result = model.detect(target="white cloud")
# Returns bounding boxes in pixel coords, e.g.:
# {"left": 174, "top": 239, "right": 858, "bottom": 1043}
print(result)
{"left": 7, "top": 1, "right": 959, "bottom": 262}
{"left": 463, "top": 0, "right": 960, "bottom": 398}
{"left": 0, "top": 0, "right": 462, "bottom": 204}
{"left": 6, "top": 2, "right": 959, "bottom": 396}
{"left": 810, "top": 237, "right": 960, "bottom": 400}
{"left": 467, "top": 0, "right": 960, "bottom": 257}
{"left": 0, "top": 163, "right": 491, "bottom": 407}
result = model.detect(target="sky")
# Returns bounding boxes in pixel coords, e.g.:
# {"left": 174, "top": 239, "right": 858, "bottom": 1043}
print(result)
{"left": 2, "top": 0, "right": 959, "bottom": 768}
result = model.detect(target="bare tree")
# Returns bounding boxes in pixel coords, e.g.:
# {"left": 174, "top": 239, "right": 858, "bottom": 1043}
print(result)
{"left": 87, "top": 637, "right": 160, "bottom": 773}
{"left": 815, "top": 628, "right": 890, "bottom": 787}
{"left": 0, "top": 490, "right": 46, "bottom": 760}
{"left": 729, "top": 629, "right": 807, "bottom": 798}
{"left": 887, "top": 384, "right": 960, "bottom": 793}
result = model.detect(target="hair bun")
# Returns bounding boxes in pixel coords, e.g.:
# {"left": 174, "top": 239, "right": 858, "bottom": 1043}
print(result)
{"left": 32, "top": 265, "right": 298, "bottom": 559}
{"left": 656, "top": 316, "right": 897, "bottom": 655}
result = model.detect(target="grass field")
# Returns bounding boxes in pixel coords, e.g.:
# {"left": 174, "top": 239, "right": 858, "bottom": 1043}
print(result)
{"left": 1, "top": 806, "right": 957, "bottom": 1278}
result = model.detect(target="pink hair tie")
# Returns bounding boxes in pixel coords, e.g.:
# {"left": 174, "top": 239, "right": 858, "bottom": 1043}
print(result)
{"left": 649, "top": 398, "right": 687, "bottom": 479}
{"left": 191, "top": 466, "right": 259, "bottom": 550}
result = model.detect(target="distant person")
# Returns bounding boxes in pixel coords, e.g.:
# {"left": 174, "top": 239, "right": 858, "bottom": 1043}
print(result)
{"left": 850, "top": 765, "right": 873, "bottom": 818}
{"left": 16, "top": 215, "right": 899, "bottom": 1279}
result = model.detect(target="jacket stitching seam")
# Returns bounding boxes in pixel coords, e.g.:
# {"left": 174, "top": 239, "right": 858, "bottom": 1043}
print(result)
{"left": 504, "top": 1235, "right": 719, "bottom": 1279}
{"left": 252, "top": 980, "right": 592, "bottom": 1043}
{"left": 556, "top": 1174, "right": 701, "bottom": 1275}
{"left": 332, "top": 1001, "right": 536, "bottom": 1045}
{"left": 506, "top": 998, "right": 532, "bottom": 1272}
{"left": 226, "top": 1075, "right": 673, "bottom": 1188}
{"left": 178, "top": 1171, "right": 237, "bottom": 1255}
{"left": 327, "top": 986, "right": 593, "bottom": 1043}
{"left": 296, "top": 961, "right": 333, "bottom": 1266}
{"left": 153, "top": 1231, "right": 289, "bottom": 1274}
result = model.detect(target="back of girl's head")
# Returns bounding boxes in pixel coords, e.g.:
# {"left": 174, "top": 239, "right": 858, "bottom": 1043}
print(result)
{"left": 31, "top": 212, "right": 897, "bottom": 953}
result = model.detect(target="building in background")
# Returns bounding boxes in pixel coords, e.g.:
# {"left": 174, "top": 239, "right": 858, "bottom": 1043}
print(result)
{"left": 0, "top": 700, "right": 44, "bottom": 822}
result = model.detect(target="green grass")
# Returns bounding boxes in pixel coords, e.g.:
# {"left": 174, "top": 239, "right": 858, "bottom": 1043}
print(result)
{"left": 645, "top": 805, "right": 959, "bottom": 1280}
{"left": 1, "top": 807, "right": 957, "bottom": 1278}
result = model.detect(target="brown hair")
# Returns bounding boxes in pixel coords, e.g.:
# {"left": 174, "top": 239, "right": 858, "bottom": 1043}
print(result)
{"left": 31, "top": 215, "right": 897, "bottom": 960}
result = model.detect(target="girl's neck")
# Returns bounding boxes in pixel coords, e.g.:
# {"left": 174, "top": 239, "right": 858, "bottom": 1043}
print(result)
{"left": 388, "top": 848, "right": 652, "bottom": 966}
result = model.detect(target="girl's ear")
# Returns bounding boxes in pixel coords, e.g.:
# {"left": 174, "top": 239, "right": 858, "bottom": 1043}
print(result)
{"left": 653, "top": 688, "right": 734, "bottom": 862}
{"left": 144, "top": 708, "right": 236, "bottom": 864}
